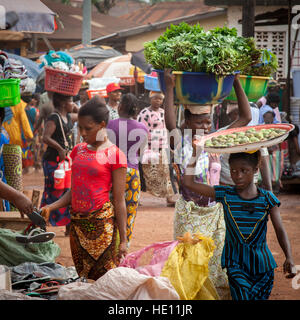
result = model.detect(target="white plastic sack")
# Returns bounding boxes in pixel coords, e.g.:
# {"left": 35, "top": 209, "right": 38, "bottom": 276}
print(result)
{"left": 57, "top": 267, "right": 180, "bottom": 300}
{"left": 0, "top": 289, "right": 45, "bottom": 300}
{"left": 86, "top": 77, "right": 120, "bottom": 90}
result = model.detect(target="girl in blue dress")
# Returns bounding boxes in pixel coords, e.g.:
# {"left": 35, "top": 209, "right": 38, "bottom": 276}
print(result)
{"left": 183, "top": 144, "right": 296, "bottom": 300}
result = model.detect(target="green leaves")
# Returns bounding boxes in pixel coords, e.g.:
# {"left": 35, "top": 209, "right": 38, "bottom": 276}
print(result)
{"left": 144, "top": 23, "right": 277, "bottom": 76}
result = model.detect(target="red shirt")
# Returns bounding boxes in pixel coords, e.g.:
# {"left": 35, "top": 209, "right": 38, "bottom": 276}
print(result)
{"left": 70, "top": 143, "right": 127, "bottom": 213}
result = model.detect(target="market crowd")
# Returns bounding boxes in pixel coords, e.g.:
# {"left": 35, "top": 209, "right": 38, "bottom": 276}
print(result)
{"left": 0, "top": 49, "right": 298, "bottom": 301}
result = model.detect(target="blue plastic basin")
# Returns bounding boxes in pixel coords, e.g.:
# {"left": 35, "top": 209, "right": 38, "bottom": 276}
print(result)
{"left": 155, "top": 70, "right": 237, "bottom": 105}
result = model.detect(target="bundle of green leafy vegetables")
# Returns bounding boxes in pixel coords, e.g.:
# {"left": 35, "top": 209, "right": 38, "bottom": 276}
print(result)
{"left": 242, "top": 49, "right": 278, "bottom": 77}
{"left": 144, "top": 23, "right": 277, "bottom": 77}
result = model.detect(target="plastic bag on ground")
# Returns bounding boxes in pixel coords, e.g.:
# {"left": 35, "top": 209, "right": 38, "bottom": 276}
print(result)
{"left": 161, "top": 233, "right": 219, "bottom": 300}
{"left": 57, "top": 267, "right": 180, "bottom": 300}
{"left": 10, "top": 262, "right": 78, "bottom": 284}
{"left": 0, "top": 289, "right": 45, "bottom": 300}
{"left": 119, "top": 240, "right": 178, "bottom": 277}
{"left": 0, "top": 228, "right": 60, "bottom": 267}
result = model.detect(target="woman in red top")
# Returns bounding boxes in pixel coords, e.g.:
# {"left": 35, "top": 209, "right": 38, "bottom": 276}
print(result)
{"left": 41, "top": 95, "right": 128, "bottom": 280}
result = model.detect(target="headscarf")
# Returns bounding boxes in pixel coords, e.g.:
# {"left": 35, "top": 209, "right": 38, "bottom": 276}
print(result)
{"left": 149, "top": 91, "right": 164, "bottom": 99}
{"left": 184, "top": 105, "right": 212, "bottom": 115}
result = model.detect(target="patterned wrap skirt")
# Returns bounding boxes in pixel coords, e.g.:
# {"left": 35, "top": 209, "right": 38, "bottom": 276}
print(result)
{"left": 142, "top": 149, "right": 174, "bottom": 198}
{"left": 70, "top": 201, "right": 120, "bottom": 280}
{"left": 269, "top": 150, "right": 283, "bottom": 184}
{"left": 125, "top": 168, "right": 141, "bottom": 247}
{"left": 41, "top": 159, "right": 71, "bottom": 226}
{"left": 174, "top": 196, "right": 231, "bottom": 300}
{"left": 21, "top": 138, "right": 34, "bottom": 169}
{"left": 2, "top": 144, "right": 22, "bottom": 211}
{"left": 226, "top": 267, "right": 274, "bottom": 300}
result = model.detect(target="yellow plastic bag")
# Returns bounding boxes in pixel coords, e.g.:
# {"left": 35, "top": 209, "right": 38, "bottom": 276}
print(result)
{"left": 161, "top": 232, "right": 219, "bottom": 300}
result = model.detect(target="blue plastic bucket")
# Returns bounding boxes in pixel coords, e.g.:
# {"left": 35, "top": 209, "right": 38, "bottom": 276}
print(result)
{"left": 144, "top": 75, "right": 161, "bottom": 92}
{"left": 155, "top": 70, "right": 237, "bottom": 105}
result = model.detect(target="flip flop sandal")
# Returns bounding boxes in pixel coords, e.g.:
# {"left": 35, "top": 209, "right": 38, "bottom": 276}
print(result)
{"left": 27, "top": 209, "right": 46, "bottom": 229}
{"left": 15, "top": 228, "right": 55, "bottom": 244}
{"left": 12, "top": 276, "right": 51, "bottom": 288}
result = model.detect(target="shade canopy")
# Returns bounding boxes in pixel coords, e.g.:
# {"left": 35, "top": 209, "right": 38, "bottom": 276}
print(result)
{"left": 67, "top": 45, "right": 122, "bottom": 71}
{"left": 130, "top": 49, "right": 152, "bottom": 74}
{"left": 87, "top": 53, "right": 145, "bottom": 86}
{"left": 0, "top": 0, "right": 56, "bottom": 33}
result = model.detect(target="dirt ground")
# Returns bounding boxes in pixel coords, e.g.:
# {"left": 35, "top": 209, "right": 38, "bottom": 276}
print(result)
{"left": 23, "top": 171, "right": 300, "bottom": 300}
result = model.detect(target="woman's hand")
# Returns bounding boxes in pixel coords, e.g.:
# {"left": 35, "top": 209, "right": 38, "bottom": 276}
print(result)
{"left": 118, "top": 241, "right": 128, "bottom": 261}
{"left": 58, "top": 149, "right": 67, "bottom": 162}
{"left": 40, "top": 206, "right": 52, "bottom": 225}
{"left": 164, "top": 68, "right": 175, "bottom": 89}
{"left": 233, "top": 72, "right": 240, "bottom": 83}
{"left": 283, "top": 258, "right": 297, "bottom": 278}
{"left": 14, "top": 194, "right": 34, "bottom": 218}
{"left": 192, "top": 136, "right": 204, "bottom": 158}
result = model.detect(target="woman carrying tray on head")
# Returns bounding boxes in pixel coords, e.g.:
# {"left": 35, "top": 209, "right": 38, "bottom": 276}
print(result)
{"left": 182, "top": 148, "right": 296, "bottom": 300}
{"left": 164, "top": 69, "right": 252, "bottom": 300}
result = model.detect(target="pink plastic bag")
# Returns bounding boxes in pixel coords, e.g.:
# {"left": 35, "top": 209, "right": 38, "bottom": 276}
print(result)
{"left": 120, "top": 240, "right": 178, "bottom": 277}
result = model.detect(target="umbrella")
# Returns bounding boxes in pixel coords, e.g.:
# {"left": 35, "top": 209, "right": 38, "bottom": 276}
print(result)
{"left": 5, "top": 52, "right": 42, "bottom": 80}
{"left": 0, "top": 0, "right": 56, "bottom": 33}
{"left": 87, "top": 53, "right": 145, "bottom": 86}
{"left": 67, "top": 44, "right": 122, "bottom": 71}
{"left": 130, "top": 49, "right": 153, "bottom": 74}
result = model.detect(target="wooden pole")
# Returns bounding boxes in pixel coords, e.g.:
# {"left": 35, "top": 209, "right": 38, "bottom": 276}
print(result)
{"left": 82, "top": 0, "right": 91, "bottom": 45}
{"left": 242, "top": 0, "right": 256, "bottom": 38}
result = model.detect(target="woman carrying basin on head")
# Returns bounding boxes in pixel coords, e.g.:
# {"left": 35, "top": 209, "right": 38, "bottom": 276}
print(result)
{"left": 164, "top": 69, "right": 252, "bottom": 299}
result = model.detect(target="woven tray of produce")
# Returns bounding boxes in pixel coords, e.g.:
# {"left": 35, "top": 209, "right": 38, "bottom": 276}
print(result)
{"left": 195, "top": 124, "right": 294, "bottom": 154}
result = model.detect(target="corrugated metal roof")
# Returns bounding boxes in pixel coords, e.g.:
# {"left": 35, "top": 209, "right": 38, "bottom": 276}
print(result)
{"left": 120, "top": 1, "right": 222, "bottom": 26}
{"left": 204, "top": 0, "right": 300, "bottom": 5}
{"left": 40, "top": 0, "right": 139, "bottom": 40}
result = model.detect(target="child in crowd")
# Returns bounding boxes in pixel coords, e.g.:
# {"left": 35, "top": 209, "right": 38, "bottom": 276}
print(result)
{"left": 183, "top": 144, "right": 296, "bottom": 300}
{"left": 259, "top": 92, "right": 281, "bottom": 124}
{"left": 263, "top": 110, "right": 276, "bottom": 124}
{"left": 41, "top": 95, "right": 128, "bottom": 280}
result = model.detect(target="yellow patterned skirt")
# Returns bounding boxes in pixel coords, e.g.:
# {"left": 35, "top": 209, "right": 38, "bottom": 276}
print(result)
{"left": 125, "top": 168, "right": 141, "bottom": 247}
{"left": 70, "top": 201, "right": 120, "bottom": 280}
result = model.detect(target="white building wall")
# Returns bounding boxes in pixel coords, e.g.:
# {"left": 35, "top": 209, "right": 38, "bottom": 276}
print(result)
{"left": 227, "top": 6, "right": 300, "bottom": 79}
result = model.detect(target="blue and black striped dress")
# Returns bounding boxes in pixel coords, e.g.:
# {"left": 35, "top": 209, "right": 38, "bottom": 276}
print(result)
{"left": 214, "top": 186, "right": 280, "bottom": 300}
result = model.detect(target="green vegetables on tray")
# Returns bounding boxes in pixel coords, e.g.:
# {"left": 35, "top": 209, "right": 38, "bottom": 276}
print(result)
{"left": 144, "top": 23, "right": 277, "bottom": 77}
{"left": 204, "top": 128, "right": 286, "bottom": 148}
